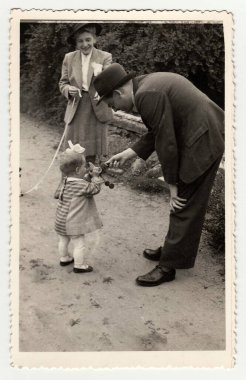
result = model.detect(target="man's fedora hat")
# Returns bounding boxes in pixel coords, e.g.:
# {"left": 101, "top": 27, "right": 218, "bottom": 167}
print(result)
{"left": 67, "top": 23, "right": 102, "bottom": 44}
{"left": 94, "top": 63, "right": 135, "bottom": 105}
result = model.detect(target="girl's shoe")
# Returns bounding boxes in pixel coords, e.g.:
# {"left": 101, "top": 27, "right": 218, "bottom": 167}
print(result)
{"left": 73, "top": 266, "right": 93, "bottom": 273}
{"left": 60, "top": 258, "right": 74, "bottom": 266}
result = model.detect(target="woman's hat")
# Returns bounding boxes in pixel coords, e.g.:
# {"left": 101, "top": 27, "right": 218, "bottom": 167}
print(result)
{"left": 67, "top": 23, "right": 102, "bottom": 44}
{"left": 94, "top": 63, "right": 135, "bottom": 105}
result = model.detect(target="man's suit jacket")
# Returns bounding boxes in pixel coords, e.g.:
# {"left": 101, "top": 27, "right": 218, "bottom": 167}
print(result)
{"left": 59, "top": 47, "right": 113, "bottom": 124}
{"left": 131, "top": 73, "right": 224, "bottom": 184}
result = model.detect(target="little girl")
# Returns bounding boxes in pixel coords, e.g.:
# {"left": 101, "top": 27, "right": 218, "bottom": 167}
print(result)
{"left": 55, "top": 141, "right": 104, "bottom": 273}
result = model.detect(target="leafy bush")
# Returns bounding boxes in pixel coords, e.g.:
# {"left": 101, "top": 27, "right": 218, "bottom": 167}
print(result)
{"left": 98, "top": 23, "right": 224, "bottom": 106}
{"left": 20, "top": 23, "right": 72, "bottom": 126}
{"left": 20, "top": 22, "right": 224, "bottom": 126}
{"left": 204, "top": 168, "right": 225, "bottom": 253}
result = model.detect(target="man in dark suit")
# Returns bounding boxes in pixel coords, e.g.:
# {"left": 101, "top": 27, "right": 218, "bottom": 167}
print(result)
{"left": 94, "top": 63, "right": 224, "bottom": 287}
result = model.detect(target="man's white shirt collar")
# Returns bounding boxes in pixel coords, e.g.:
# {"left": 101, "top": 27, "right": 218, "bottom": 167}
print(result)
{"left": 131, "top": 90, "right": 138, "bottom": 113}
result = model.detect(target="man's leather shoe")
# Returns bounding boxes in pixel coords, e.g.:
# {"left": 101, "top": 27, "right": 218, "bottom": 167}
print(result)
{"left": 136, "top": 265, "right": 176, "bottom": 286}
{"left": 143, "top": 247, "right": 162, "bottom": 261}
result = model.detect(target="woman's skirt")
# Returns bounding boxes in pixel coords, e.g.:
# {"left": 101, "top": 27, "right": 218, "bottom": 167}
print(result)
{"left": 63, "top": 93, "right": 108, "bottom": 157}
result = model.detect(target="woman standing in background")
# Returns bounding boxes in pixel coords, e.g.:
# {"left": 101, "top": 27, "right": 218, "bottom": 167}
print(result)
{"left": 54, "top": 23, "right": 113, "bottom": 198}
{"left": 59, "top": 22, "right": 113, "bottom": 163}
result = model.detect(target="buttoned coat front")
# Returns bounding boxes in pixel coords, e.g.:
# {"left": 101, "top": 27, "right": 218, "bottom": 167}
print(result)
{"left": 59, "top": 47, "right": 113, "bottom": 124}
{"left": 131, "top": 73, "right": 224, "bottom": 184}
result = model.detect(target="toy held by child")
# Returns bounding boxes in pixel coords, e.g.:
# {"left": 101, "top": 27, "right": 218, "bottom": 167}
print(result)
{"left": 55, "top": 142, "right": 104, "bottom": 273}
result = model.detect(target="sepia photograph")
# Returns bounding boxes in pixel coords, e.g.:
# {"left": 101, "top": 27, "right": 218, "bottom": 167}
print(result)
{"left": 10, "top": 9, "right": 234, "bottom": 368}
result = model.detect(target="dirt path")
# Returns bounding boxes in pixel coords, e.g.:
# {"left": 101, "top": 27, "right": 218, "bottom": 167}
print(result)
{"left": 19, "top": 114, "right": 225, "bottom": 352}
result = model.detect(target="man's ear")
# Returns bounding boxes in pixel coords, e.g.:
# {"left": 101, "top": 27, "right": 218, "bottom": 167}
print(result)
{"left": 114, "top": 89, "right": 122, "bottom": 96}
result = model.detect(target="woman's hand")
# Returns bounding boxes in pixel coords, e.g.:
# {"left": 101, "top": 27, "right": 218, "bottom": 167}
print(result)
{"left": 68, "top": 86, "right": 80, "bottom": 98}
{"left": 169, "top": 184, "right": 187, "bottom": 212}
{"left": 106, "top": 148, "right": 137, "bottom": 168}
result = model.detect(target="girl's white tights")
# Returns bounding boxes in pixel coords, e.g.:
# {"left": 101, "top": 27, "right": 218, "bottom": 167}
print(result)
{"left": 58, "top": 232, "right": 100, "bottom": 269}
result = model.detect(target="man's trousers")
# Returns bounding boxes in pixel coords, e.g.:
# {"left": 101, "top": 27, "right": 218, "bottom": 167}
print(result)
{"left": 159, "top": 155, "right": 223, "bottom": 269}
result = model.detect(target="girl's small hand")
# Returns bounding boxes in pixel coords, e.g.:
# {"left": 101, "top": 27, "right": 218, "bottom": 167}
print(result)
{"left": 89, "top": 170, "right": 101, "bottom": 177}
{"left": 88, "top": 162, "right": 102, "bottom": 177}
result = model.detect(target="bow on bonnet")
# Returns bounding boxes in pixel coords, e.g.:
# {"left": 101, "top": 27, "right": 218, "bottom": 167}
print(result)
{"left": 65, "top": 140, "right": 85, "bottom": 154}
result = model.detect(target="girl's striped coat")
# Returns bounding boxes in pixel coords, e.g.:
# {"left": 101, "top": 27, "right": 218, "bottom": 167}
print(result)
{"left": 55, "top": 177, "right": 103, "bottom": 236}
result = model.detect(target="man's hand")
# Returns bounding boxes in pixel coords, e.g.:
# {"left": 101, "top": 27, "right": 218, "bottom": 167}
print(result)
{"left": 169, "top": 184, "right": 187, "bottom": 212}
{"left": 106, "top": 148, "right": 137, "bottom": 168}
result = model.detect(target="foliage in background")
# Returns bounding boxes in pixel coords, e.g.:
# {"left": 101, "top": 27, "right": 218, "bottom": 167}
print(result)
{"left": 20, "top": 23, "right": 70, "bottom": 125}
{"left": 20, "top": 22, "right": 224, "bottom": 126}
{"left": 204, "top": 168, "right": 225, "bottom": 254}
{"left": 98, "top": 23, "right": 224, "bottom": 105}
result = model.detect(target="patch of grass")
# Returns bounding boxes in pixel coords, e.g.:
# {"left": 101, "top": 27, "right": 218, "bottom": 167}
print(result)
{"left": 127, "top": 175, "right": 168, "bottom": 194}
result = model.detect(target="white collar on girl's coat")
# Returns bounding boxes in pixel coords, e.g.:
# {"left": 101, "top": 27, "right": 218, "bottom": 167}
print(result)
{"left": 66, "top": 177, "right": 86, "bottom": 182}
